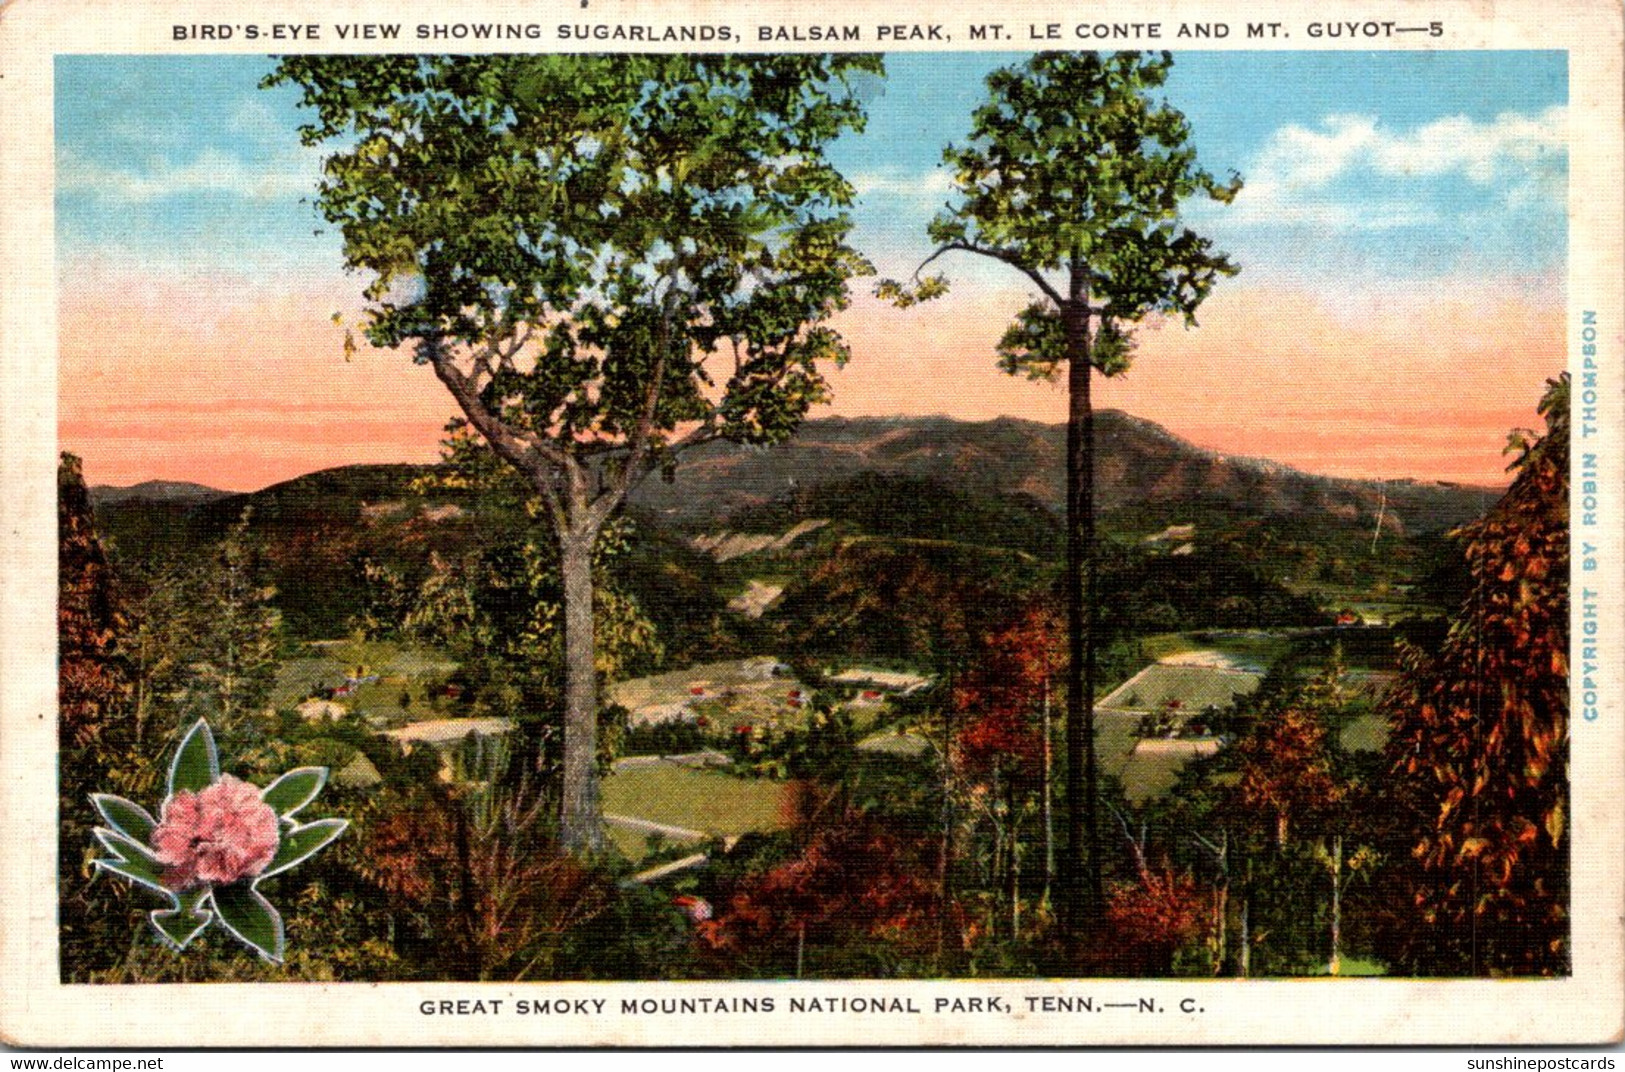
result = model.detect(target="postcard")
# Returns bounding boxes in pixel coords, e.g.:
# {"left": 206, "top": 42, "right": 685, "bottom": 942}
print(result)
{"left": 1, "top": 0, "right": 1621, "bottom": 1048}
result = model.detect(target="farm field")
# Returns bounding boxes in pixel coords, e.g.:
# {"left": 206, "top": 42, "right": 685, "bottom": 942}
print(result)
{"left": 1137, "top": 630, "right": 1293, "bottom": 672}
{"left": 1098, "top": 663, "right": 1263, "bottom": 714}
{"left": 1339, "top": 711, "right": 1392, "bottom": 753}
{"left": 601, "top": 763, "right": 789, "bottom": 860}
{"left": 271, "top": 637, "right": 460, "bottom": 727}
{"left": 607, "top": 656, "right": 807, "bottom": 725}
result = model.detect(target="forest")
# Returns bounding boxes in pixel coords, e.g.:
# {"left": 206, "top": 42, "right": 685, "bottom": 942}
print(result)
{"left": 58, "top": 51, "right": 1570, "bottom": 983}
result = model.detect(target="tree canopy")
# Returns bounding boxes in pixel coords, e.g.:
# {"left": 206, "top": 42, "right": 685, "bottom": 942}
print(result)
{"left": 882, "top": 50, "right": 1240, "bottom": 370}
{"left": 880, "top": 50, "right": 1240, "bottom": 962}
{"left": 268, "top": 54, "right": 884, "bottom": 850}
{"left": 269, "top": 54, "right": 881, "bottom": 506}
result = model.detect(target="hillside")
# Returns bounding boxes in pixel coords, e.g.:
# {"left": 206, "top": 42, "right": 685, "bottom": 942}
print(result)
{"left": 89, "top": 413, "right": 1494, "bottom": 640}
{"left": 88, "top": 479, "right": 231, "bottom": 508}
{"left": 629, "top": 412, "right": 1495, "bottom": 537}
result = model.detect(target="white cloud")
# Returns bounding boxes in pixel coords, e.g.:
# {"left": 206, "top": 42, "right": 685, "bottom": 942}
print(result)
{"left": 1256, "top": 106, "right": 1565, "bottom": 191}
{"left": 1231, "top": 106, "right": 1566, "bottom": 232}
{"left": 228, "top": 96, "right": 282, "bottom": 136}
{"left": 58, "top": 145, "right": 321, "bottom": 203}
{"left": 849, "top": 167, "right": 956, "bottom": 212}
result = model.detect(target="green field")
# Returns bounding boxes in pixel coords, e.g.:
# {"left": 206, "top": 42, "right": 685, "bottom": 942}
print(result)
{"left": 1098, "top": 663, "right": 1263, "bottom": 713}
{"left": 601, "top": 764, "right": 788, "bottom": 851}
{"left": 1339, "top": 712, "right": 1391, "bottom": 753}
{"left": 271, "top": 638, "right": 460, "bottom": 726}
{"left": 1137, "top": 630, "right": 1293, "bottom": 669}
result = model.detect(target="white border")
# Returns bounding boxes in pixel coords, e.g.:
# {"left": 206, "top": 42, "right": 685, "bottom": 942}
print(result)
{"left": 2, "top": 0, "right": 1621, "bottom": 1047}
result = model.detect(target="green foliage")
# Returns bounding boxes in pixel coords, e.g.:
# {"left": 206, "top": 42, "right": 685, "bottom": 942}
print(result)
{"left": 1097, "top": 542, "right": 1330, "bottom": 636}
{"left": 878, "top": 51, "right": 1239, "bottom": 352}
{"left": 778, "top": 538, "right": 1047, "bottom": 665}
{"left": 723, "top": 471, "right": 1063, "bottom": 557}
{"left": 396, "top": 480, "right": 663, "bottom": 781}
{"left": 267, "top": 54, "right": 882, "bottom": 460}
{"left": 933, "top": 51, "right": 1238, "bottom": 322}
{"left": 268, "top": 55, "right": 886, "bottom": 849}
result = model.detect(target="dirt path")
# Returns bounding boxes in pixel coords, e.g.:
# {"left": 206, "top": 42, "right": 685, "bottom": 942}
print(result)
{"left": 1157, "top": 649, "right": 1261, "bottom": 672}
{"left": 603, "top": 813, "right": 707, "bottom": 842}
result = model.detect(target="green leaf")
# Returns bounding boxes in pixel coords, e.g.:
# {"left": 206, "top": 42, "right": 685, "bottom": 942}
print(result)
{"left": 210, "top": 883, "right": 285, "bottom": 963}
{"left": 93, "top": 857, "right": 171, "bottom": 898}
{"left": 259, "top": 818, "right": 347, "bottom": 880}
{"left": 90, "top": 793, "right": 157, "bottom": 842}
{"left": 261, "top": 767, "right": 328, "bottom": 819}
{"left": 94, "top": 827, "right": 162, "bottom": 868}
{"left": 150, "top": 890, "right": 212, "bottom": 950}
{"left": 167, "top": 720, "right": 219, "bottom": 796}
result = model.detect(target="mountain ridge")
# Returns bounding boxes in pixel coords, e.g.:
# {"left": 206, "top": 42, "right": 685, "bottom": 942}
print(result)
{"left": 91, "top": 410, "right": 1497, "bottom": 537}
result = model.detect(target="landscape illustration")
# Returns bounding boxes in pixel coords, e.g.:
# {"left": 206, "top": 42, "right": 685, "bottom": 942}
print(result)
{"left": 57, "top": 49, "right": 1570, "bottom": 983}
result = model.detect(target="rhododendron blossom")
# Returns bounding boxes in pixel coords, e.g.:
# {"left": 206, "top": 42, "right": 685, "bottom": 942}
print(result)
{"left": 151, "top": 774, "right": 281, "bottom": 890}
{"left": 94, "top": 719, "right": 346, "bottom": 962}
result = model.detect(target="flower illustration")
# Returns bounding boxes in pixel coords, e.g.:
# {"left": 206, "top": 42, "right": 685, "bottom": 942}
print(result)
{"left": 151, "top": 775, "right": 281, "bottom": 890}
{"left": 90, "top": 719, "right": 348, "bottom": 963}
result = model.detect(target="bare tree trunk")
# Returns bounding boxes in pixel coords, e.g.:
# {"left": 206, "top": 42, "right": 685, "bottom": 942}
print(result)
{"left": 1197, "top": 829, "right": 1230, "bottom": 975}
{"left": 1009, "top": 778, "right": 1022, "bottom": 942}
{"left": 1061, "top": 299, "right": 1101, "bottom": 969}
{"left": 1238, "top": 856, "right": 1252, "bottom": 979}
{"left": 558, "top": 532, "right": 603, "bottom": 854}
{"left": 1328, "top": 834, "right": 1343, "bottom": 976}
{"left": 991, "top": 765, "right": 1005, "bottom": 938}
{"left": 1042, "top": 678, "right": 1054, "bottom": 909}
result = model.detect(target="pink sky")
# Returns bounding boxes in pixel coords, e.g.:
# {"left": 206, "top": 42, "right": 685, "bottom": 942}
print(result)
{"left": 58, "top": 265, "right": 1562, "bottom": 492}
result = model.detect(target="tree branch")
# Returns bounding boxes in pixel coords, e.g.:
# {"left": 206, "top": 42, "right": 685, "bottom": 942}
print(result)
{"left": 588, "top": 285, "right": 684, "bottom": 530}
{"left": 918, "top": 241, "right": 1066, "bottom": 308}
{"left": 425, "top": 336, "right": 569, "bottom": 475}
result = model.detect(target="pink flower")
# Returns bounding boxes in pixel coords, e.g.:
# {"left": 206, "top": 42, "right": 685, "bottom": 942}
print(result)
{"left": 151, "top": 775, "right": 281, "bottom": 890}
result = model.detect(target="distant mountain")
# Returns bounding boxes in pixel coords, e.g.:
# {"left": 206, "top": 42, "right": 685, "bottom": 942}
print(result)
{"left": 88, "top": 479, "right": 231, "bottom": 508}
{"left": 92, "top": 413, "right": 1497, "bottom": 552}
{"left": 630, "top": 412, "right": 1496, "bottom": 537}
{"left": 87, "top": 413, "right": 1498, "bottom": 640}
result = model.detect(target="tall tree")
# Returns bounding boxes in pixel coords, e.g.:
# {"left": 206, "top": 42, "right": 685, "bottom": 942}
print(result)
{"left": 269, "top": 55, "right": 882, "bottom": 851}
{"left": 59, "top": 453, "right": 138, "bottom": 979}
{"left": 178, "top": 510, "right": 281, "bottom": 738}
{"left": 879, "top": 51, "right": 1239, "bottom": 960}
{"left": 1382, "top": 375, "right": 1570, "bottom": 976}
{"left": 58, "top": 454, "right": 130, "bottom": 755}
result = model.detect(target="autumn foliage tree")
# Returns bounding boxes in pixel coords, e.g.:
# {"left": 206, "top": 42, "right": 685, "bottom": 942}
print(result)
{"left": 1101, "top": 867, "right": 1205, "bottom": 977}
{"left": 59, "top": 453, "right": 138, "bottom": 979}
{"left": 356, "top": 755, "right": 611, "bottom": 981}
{"left": 698, "top": 811, "right": 939, "bottom": 977}
{"left": 1233, "top": 682, "right": 1346, "bottom": 849}
{"left": 59, "top": 453, "right": 130, "bottom": 755}
{"left": 1382, "top": 375, "right": 1570, "bottom": 976}
{"left": 953, "top": 599, "right": 1064, "bottom": 929}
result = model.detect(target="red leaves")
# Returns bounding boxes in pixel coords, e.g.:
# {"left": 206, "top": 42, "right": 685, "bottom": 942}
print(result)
{"left": 699, "top": 814, "right": 937, "bottom": 960}
{"left": 1232, "top": 691, "right": 1344, "bottom": 844}
{"left": 1382, "top": 376, "right": 1570, "bottom": 975}
{"left": 58, "top": 454, "right": 132, "bottom": 752}
{"left": 1099, "top": 868, "right": 1205, "bottom": 976}
{"left": 951, "top": 599, "right": 1062, "bottom": 779}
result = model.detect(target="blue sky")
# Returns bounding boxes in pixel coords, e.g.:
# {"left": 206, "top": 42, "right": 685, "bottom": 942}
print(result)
{"left": 58, "top": 50, "right": 1567, "bottom": 287}
{"left": 56, "top": 51, "right": 1570, "bottom": 489}
{"left": 832, "top": 51, "right": 1567, "bottom": 286}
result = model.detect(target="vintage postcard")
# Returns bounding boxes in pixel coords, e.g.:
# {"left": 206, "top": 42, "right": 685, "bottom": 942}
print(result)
{"left": 1, "top": 0, "right": 1621, "bottom": 1048}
